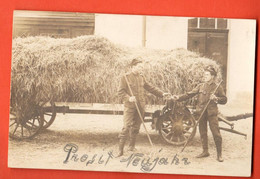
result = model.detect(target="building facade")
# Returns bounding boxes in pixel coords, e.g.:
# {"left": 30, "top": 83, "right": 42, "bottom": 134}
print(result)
{"left": 95, "top": 14, "right": 255, "bottom": 106}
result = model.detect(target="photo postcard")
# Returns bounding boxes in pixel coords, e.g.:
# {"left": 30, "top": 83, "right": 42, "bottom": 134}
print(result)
{"left": 8, "top": 10, "right": 256, "bottom": 177}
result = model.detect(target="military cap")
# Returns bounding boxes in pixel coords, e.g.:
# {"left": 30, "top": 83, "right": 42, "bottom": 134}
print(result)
{"left": 130, "top": 58, "right": 142, "bottom": 67}
{"left": 205, "top": 66, "right": 217, "bottom": 76}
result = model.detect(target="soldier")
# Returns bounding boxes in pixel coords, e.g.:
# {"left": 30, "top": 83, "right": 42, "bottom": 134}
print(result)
{"left": 173, "top": 66, "right": 227, "bottom": 162}
{"left": 116, "top": 58, "right": 169, "bottom": 157}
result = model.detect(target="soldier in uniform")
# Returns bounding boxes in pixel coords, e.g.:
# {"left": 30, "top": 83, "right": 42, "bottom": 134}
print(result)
{"left": 173, "top": 66, "right": 227, "bottom": 162}
{"left": 116, "top": 58, "right": 169, "bottom": 157}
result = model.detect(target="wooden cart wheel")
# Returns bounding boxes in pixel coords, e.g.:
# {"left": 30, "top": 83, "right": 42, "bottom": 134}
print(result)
{"left": 9, "top": 108, "right": 44, "bottom": 140}
{"left": 158, "top": 107, "right": 196, "bottom": 145}
{"left": 42, "top": 102, "right": 57, "bottom": 129}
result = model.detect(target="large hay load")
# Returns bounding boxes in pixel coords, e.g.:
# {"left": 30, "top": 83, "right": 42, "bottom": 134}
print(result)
{"left": 11, "top": 35, "right": 222, "bottom": 119}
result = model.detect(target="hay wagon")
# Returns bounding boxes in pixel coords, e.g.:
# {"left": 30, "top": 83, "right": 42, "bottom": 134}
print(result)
{"left": 11, "top": 35, "right": 248, "bottom": 145}
{"left": 9, "top": 99, "right": 252, "bottom": 145}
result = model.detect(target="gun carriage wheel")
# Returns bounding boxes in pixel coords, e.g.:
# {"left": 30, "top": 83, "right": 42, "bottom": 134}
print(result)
{"left": 158, "top": 101, "right": 197, "bottom": 145}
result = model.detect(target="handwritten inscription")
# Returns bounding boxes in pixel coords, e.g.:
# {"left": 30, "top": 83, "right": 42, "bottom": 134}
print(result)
{"left": 63, "top": 143, "right": 113, "bottom": 166}
{"left": 63, "top": 143, "right": 190, "bottom": 172}
{"left": 120, "top": 153, "right": 190, "bottom": 172}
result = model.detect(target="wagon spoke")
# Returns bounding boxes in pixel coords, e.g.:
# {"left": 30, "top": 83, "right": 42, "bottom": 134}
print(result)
{"left": 183, "top": 123, "right": 192, "bottom": 127}
{"left": 169, "top": 116, "right": 175, "bottom": 123}
{"left": 170, "top": 134, "right": 174, "bottom": 141}
{"left": 183, "top": 120, "right": 190, "bottom": 124}
{"left": 9, "top": 121, "right": 16, "bottom": 127}
{"left": 162, "top": 126, "right": 172, "bottom": 130}
{"left": 162, "top": 129, "right": 169, "bottom": 136}
{"left": 21, "top": 125, "right": 24, "bottom": 138}
{"left": 166, "top": 121, "right": 172, "bottom": 125}
{"left": 163, "top": 122, "right": 171, "bottom": 126}
{"left": 31, "top": 121, "right": 37, "bottom": 128}
{"left": 163, "top": 124, "right": 171, "bottom": 128}
{"left": 27, "top": 121, "right": 38, "bottom": 128}
{"left": 35, "top": 115, "right": 39, "bottom": 122}
{"left": 183, "top": 128, "right": 192, "bottom": 133}
{"left": 32, "top": 117, "right": 35, "bottom": 125}
{"left": 10, "top": 111, "right": 16, "bottom": 115}
{"left": 181, "top": 136, "right": 185, "bottom": 142}
{"left": 184, "top": 131, "right": 192, "bottom": 134}
{"left": 161, "top": 130, "right": 168, "bottom": 136}
{"left": 36, "top": 116, "right": 41, "bottom": 124}
{"left": 26, "top": 127, "right": 32, "bottom": 136}
{"left": 43, "top": 119, "right": 48, "bottom": 124}
{"left": 27, "top": 116, "right": 39, "bottom": 128}
{"left": 12, "top": 123, "right": 19, "bottom": 135}
{"left": 166, "top": 131, "right": 173, "bottom": 138}
{"left": 44, "top": 113, "right": 52, "bottom": 116}
{"left": 183, "top": 124, "right": 193, "bottom": 128}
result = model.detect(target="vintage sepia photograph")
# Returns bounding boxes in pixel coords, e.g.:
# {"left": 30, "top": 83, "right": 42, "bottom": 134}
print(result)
{"left": 8, "top": 10, "right": 256, "bottom": 177}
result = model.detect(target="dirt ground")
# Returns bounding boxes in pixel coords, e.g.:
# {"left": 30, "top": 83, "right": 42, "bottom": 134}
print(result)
{"left": 8, "top": 103, "right": 253, "bottom": 177}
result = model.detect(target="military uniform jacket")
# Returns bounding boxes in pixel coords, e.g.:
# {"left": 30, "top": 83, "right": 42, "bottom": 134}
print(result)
{"left": 118, "top": 72, "right": 164, "bottom": 108}
{"left": 178, "top": 82, "right": 227, "bottom": 116}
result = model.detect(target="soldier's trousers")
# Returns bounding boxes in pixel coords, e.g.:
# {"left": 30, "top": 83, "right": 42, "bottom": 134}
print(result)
{"left": 118, "top": 106, "right": 145, "bottom": 141}
{"left": 199, "top": 112, "right": 222, "bottom": 153}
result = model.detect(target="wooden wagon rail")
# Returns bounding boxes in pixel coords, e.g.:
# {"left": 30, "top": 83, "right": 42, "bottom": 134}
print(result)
{"left": 9, "top": 101, "right": 253, "bottom": 141}
{"left": 43, "top": 102, "right": 164, "bottom": 122}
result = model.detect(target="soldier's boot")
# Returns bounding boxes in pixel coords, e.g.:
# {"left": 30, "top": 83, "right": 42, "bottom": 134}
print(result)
{"left": 127, "top": 137, "right": 137, "bottom": 152}
{"left": 216, "top": 145, "right": 224, "bottom": 162}
{"left": 196, "top": 137, "right": 209, "bottom": 158}
{"left": 217, "top": 153, "right": 224, "bottom": 162}
{"left": 115, "top": 138, "right": 126, "bottom": 158}
{"left": 196, "top": 149, "right": 210, "bottom": 158}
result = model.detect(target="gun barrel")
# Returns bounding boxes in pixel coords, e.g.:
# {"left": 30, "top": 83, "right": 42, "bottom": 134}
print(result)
{"left": 225, "top": 113, "right": 253, "bottom": 121}
{"left": 218, "top": 115, "right": 234, "bottom": 128}
{"left": 219, "top": 127, "right": 247, "bottom": 138}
